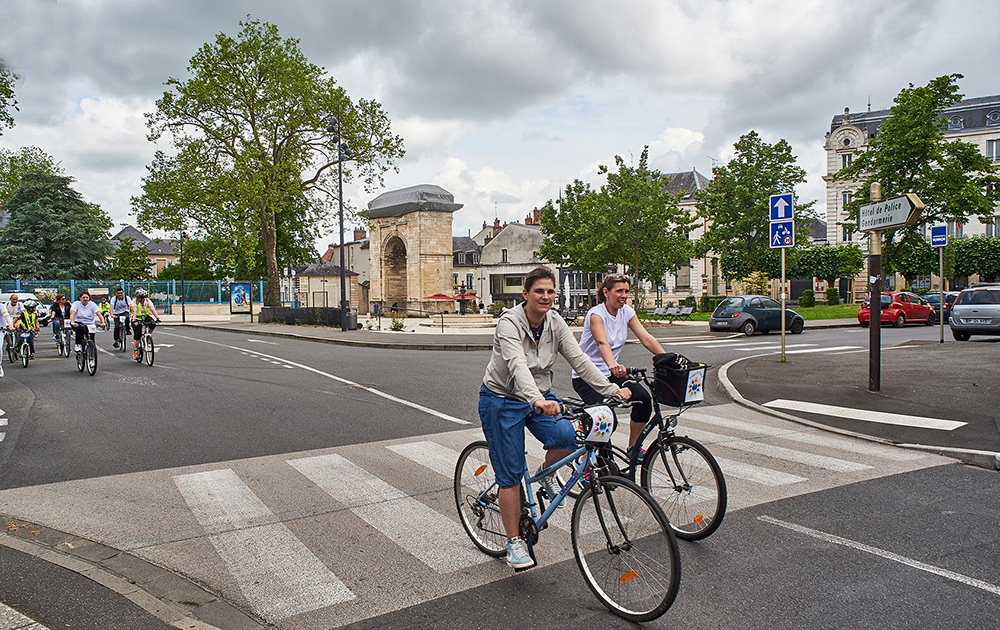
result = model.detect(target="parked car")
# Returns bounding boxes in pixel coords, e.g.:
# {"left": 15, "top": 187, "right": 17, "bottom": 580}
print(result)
{"left": 709, "top": 295, "right": 804, "bottom": 336}
{"left": 858, "top": 291, "right": 935, "bottom": 328}
{"left": 948, "top": 284, "right": 1000, "bottom": 341}
{"left": 922, "top": 291, "right": 960, "bottom": 324}
{"left": 0, "top": 292, "right": 51, "bottom": 321}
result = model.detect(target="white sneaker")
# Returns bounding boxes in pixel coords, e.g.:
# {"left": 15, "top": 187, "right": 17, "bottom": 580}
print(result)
{"left": 74, "top": 344, "right": 81, "bottom": 352}
{"left": 505, "top": 537, "right": 535, "bottom": 569}
{"left": 536, "top": 466, "right": 565, "bottom": 509}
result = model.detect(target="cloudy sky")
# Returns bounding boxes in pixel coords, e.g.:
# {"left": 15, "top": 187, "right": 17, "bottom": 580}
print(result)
{"left": 2, "top": 0, "right": 997, "bottom": 251}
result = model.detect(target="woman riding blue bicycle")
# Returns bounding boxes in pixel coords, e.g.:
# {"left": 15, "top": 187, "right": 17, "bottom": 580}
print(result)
{"left": 478, "top": 266, "right": 631, "bottom": 570}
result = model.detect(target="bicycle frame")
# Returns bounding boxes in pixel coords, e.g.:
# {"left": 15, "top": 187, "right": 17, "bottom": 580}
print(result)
{"left": 523, "top": 446, "right": 595, "bottom": 528}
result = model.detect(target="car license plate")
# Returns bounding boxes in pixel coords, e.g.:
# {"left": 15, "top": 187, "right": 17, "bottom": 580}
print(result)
{"left": 967, "top": 318, "right": 990, "bottom": 324}
{"left": 716, "top": 321, "right": 728, "bottom": 326}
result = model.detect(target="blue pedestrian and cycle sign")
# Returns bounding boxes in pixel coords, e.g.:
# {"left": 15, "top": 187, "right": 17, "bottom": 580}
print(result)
{"left": 931, "top": 225, "right": 947, "bottom": 247}
{"left": 770, "top": 221, "right": 795, "bottom": 249}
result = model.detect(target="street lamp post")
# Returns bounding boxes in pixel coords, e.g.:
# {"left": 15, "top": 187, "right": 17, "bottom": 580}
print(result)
{"left": 179, "top": 231, "right": 187, "bottom": 323}
{"left": 326, "top": 104, "right": 354, "bottom": 331}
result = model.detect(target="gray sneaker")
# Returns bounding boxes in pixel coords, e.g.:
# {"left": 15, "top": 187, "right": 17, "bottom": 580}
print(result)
{"left": 536, "top": 466, "right": 565, "bottom": 509}
{"left": 505, "top": 537, "right": 535, "bottom": 570}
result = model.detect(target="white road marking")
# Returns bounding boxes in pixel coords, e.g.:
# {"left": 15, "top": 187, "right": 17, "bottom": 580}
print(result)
{"left": 782, "top": 345, "right": 861, "bottom": 354}
{"left": 247, "top": 339, "right": 279, "bottom": 344}
{"left": 682, "top": 426, "right": 872, "bottom": 472}
{"left": 702, "top": 343, "right": 815, "bottom": 352}
{"left": 762, "top": 400, "right": 967, "bottom": 431}
{"left": 163, "top": 332, "right": 471, "bottom": 425}
{"left": 287, "top": 453, "right": 490, "bottom": 573}
{"left": 682, "top": 413, "right": 922, "bottom": 461}
{"left": 387, "top": 441, "right": 459, "bottom": 478}
{"left": 173, "top": 469, "right": 355, "bottom": 620}
{"left": 702, "top": 454, "right": 807, "bottom": 486}
{"left": 759, "top": 516, "right": 1000, "bottom": 596}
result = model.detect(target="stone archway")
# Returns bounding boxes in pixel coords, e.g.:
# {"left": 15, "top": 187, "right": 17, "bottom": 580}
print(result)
{"left": 383, "top": 235, "right": 407, "bottom": 309}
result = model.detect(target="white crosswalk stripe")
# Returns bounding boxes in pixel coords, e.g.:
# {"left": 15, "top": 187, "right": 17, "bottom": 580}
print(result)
{"left": 762, "top": 399, "right": 966, "bottom": 431}
{"left": 173, "top": 469, "right": 355, "bottom": 621}
{"left": 287, "top": 453, "right": 491, "bottom": 573}
{"left": 681, "top": 412, "right": 923, "bottom": 461}
{"left": 681, "top": 426, "right": 873, "bottom": 472}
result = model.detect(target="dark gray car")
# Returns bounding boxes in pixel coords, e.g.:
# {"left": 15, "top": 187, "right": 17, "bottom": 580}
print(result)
{"left": 710, "top": 295, "right": 805, "bottom": 336}
{"left": 949, "top": 284, "right": 1000, "bottom": 341}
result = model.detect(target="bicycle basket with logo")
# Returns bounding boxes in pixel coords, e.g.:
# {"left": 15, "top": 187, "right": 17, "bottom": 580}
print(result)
{"left": 652, "top": 353, "right": 707, "bottom": 406}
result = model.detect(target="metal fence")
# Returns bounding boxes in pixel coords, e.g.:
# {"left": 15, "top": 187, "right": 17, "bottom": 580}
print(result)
{"left": 0, "top": 279, "right": 266, "bottom": 314}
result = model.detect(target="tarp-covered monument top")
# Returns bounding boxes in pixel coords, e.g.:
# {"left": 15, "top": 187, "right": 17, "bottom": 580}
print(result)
{"left": 366, "top": 184, "right": 463, "bottom": 219}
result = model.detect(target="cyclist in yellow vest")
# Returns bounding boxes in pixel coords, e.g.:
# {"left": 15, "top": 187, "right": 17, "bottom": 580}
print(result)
{"left": 13, "top": 299, "right": 41, "bottom": 358}
{"left": 131, "top": 289, "right": 160, "bottom": 360}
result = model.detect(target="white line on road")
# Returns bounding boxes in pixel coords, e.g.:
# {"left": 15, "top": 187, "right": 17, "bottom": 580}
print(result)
{"left": 288, "top": 453, "right": 490, "bottom": 573}
{"left": 682, "top": 426, "right": 872, "bottom": 472}
{"left": 758, "top": 515, "right": 1000, "bottom": 596}
{"left": 174, "top": 469, "right": 355, "bottom": 620}
{"left": 698, "top": 343, "right": 816, "bottom": 351}
{"left": 163, "top": 332, "right": 471, "bottom": 425}
{"left": 247, "top": 339, "right": 279, "bottom": 344}
{"left": 782, "top": 345, "right": 861, "bottom": 354}
{"left": 387, "top": 441, "right": 459, "bottom": 478}
{"left": 762, "top": 400, "right": 967, "bottom": 431}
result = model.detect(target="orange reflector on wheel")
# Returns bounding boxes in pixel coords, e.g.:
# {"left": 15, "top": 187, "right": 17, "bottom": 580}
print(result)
{"left": 619, "top": 571, "right": 639, "bottom": 583}
{"left": 694, "top": 515, "right": 704, "bottom": 524}
{"left": 474, "top": 465, "right": 487, "bottom": 476}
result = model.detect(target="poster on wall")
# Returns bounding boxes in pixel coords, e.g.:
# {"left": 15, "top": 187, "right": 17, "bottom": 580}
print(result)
{"left": 230, "top": 282, "right": 252, "bottom": 320}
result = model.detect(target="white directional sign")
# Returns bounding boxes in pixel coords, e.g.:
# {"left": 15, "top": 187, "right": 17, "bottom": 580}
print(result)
{"left": 770, "top": 193, "right": 794, "bottom": 221}
{"left": 858, "top": 194, "right": 924, "bottom": 232}
{"left": 770, "top": 221, "right": 795, "bottom": 248}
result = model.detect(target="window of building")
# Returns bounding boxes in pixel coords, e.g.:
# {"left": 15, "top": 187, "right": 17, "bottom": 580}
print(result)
{"left": 842, "top": 191, "right": 853, "bottom": 210}
{"left": 842, "top": 225, "right": 853, "bottom": 242}
{"left": 947, "top": 221, "right": 964, "bottom": 238}
{"left": 466, "top": 273, "right": 474, "bottom": 289}
{"left": 841, "top": 153, "right": 853, "bottom": 169}
{"left": 675, "top": 266, "right": 691, "bottom": 289}
{"left": 501, "top": 249, "right": 508, "bottom": 263}
{"left": 453, "top": 273, "right": 458, "bottom": 287}
{"left": 987, "top": 139, "right": 1000, "bottom": 162}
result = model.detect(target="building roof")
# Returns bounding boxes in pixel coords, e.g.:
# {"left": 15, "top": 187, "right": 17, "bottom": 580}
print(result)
{"left": 366, "top": 184, "right": 463, "bottom": 219}
{"left": 452, "top": 236, "right": 481, "bottom": 254}
{"left": 296, "top": 261, "right": 359, "bottom": 277}
{"left": 661, "top": 168, "right": 711, "bottom": 199}
{"left": 830, "top": 95, "right": 1000, "bottom": 137}
{"left": 808, "top": 217, "right": 827, "bottom": 241}
{"left": 110, "top": 225, "right": 177, "bottom": 256}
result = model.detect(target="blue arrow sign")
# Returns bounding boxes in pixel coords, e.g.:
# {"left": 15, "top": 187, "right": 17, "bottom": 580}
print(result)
{"left": 770, "top": 193, "right": 793, "bottom": 221}
{"left": 931, "top": 225, "right": 947, "bottom": 247}
{"left": 770, "top": 220, "right": 795, "bottom": 249}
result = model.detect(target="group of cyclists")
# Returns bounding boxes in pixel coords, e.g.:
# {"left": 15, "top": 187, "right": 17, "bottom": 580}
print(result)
{"left": 2, "top": 288, "right": 160, "bottom": 368}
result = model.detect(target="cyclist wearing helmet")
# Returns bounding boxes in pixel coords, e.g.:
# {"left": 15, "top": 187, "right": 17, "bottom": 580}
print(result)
{"left": 14, "top": 299, "right": 41, "bottom": 357}
{"left": 132, "top": 289, "right": 160, "bottom": 360}
{"left": 109, "top": 287, "right": 134, "bottom": 348}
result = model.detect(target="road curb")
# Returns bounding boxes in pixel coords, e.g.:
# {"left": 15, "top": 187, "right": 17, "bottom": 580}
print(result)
{"left": 166, "top": 323, "right": 493, "bottom": 351}
{"left": 0, "top": 515, "right": 266, "bottom": 630}
{"left": 717, "top": 355, "right": 1000, "bottom": 472}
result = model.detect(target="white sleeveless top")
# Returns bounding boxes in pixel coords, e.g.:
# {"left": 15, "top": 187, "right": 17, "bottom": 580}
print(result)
{"left": 571, "top": 302, "right": 634, "bottom": 378}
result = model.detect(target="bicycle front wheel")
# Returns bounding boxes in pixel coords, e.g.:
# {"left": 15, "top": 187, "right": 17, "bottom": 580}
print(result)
{"left": 20, "top": 343, "right": 29, "bottom": 368}
{"left": 571, "top": 476, "right": 680, "bottom": 622}
{"left": 86, "top": 339, "right": 97, "bottom": 375}
{"left": 454, "top": 441, "right": 506, "bottom": 557}
{"left": 144, "top": 335, "right": 155, "bottom": 366}
{"left": 641, "top": 436, "right": 727, "bottom": 541}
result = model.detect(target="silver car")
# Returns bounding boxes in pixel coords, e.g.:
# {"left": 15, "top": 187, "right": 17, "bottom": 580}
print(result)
{"left": 948, "top": 284, "right": 1000, "bottom": 341}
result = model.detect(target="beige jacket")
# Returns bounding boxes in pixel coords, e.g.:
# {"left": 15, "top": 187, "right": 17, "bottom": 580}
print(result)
{"left": 482, "top": 304, "right": 617, "bottom": 406}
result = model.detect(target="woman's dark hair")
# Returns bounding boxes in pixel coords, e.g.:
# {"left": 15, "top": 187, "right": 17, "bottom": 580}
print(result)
{"left": 523, "top": 266, "right": 556, "bottom": 292}
{"left": 597, "top": 273, "right": 630, "bottom": 303}
{"left": 78, "top": 290, "right": 90, "bottom": 299}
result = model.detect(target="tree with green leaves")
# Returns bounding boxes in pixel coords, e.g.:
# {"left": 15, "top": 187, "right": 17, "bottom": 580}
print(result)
{"left": 954, "top": 236, "right": 1000, "bottom": 282}
{"left": 892, "top": 237, "right": 937, "bottom": 288}
{"left": 1, "top": 146, "right": 63, "bottom": 206}
{"left": 942, "top": 237, "right": 956, "bottom": 287}
{"left": 835, "top": 74, "right": 1000, "bottom": 276}
{"left": 538, "top": 180, "right": 605, "bottom": 305}
{"left": 0, "top": 173, "right": 113, "bottom": 279}
{"left": 0, "top": 59, "right": 17, "bottom": 135}
{"left": 105, "top": 237, "right": 152, "bottom": 281}
{"left": 695, "top": 131, "right": 814, "bottom": 279}
{"left": 156, "top": 237, "right": 221, "bottom": 281}
{"left": 795, "top": 244, "right": 864, "bottom": 285}
{"left": 134, "top": 18, "right": 405, "bottom": 305}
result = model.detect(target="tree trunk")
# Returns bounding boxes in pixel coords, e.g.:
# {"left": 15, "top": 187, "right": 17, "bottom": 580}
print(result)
{"left": 260, "top": 203, "right": 282, "bottom": 307}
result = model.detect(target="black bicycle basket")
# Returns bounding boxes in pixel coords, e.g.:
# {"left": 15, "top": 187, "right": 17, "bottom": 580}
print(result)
{"left": 651, "top": 353, "right": 708, "bottom": 406}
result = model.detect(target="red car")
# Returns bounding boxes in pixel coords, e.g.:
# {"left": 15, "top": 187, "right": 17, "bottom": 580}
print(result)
{"left": 858, "top": 291, "right": 936, "bottom": 327}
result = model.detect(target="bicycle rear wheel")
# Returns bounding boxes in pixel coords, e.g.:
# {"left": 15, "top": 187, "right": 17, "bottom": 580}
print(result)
{"left": 86, "top": 339, "right": 97, "bottom": 375}
{"left": 20, "top": 342, "right": 29, "bottom": 368}
{"left": 641, "top": 436, "right": 727, "bottom": 541}
{"left": 571, "top": 476, "right": 680, "bottom": 622}
{"left": 454, "top": 441, "right": 506, "bottom": 557}
{"left": 144, "top": 335, "right": 154, "bottom": 366}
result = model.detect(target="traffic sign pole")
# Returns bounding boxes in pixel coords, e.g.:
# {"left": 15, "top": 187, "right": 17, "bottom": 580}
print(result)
{"left": 868, "top": 184, "right": 882, "bottom": 392}
{"left": 939, "top": 246, "right": 945, "bottom": 343}
{"left": 781, "top": 247, "right": 786, "bottom": 362}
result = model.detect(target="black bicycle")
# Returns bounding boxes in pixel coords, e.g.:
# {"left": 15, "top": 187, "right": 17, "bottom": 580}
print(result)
{"left": 566, "top": 360, "right": 727, "bottom": 541}
{"left": 73, "top": 323, "right": 98, "bottom": 376}
{"left": 113, "top": 314, "right": 130, "bottom": 353}
{"left": 135, "top": 317, "right": 157, "bottom": 366}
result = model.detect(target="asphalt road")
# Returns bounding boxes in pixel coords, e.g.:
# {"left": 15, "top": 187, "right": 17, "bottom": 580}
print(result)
{"left": 0, "top": 324, "right": 996, "bottom": 628}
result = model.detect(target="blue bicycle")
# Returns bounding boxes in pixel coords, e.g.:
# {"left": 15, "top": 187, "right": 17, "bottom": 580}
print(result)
{"left": 454, "top": 399, "right": 681, "bottom": 622}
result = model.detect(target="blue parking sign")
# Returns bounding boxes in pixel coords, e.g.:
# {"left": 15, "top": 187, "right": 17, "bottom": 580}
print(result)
{"left": 770, "top": 193, "right": 793, "bottom": 221}
{"left": 931, "top": 225, "right": 947, "bottom": 247}
{"left": 770, "top": 221, "right": 795, "bottom": 248}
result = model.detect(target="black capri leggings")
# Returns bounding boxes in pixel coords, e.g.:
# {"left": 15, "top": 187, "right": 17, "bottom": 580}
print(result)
{"left": 571, "top": 373, "right": 652, "bottom": 426}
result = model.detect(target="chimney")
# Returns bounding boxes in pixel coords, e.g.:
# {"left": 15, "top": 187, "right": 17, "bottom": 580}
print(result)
{"left": 353, "top": 227, "right": 366, "bottom": 242}
{"left": 533, "top": 207, "right": 539, "bottom": 224}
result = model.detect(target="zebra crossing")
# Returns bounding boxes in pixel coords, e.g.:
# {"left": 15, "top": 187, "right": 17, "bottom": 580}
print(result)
{"left": 0, "top": 402, "right": 952, "bottom": 627}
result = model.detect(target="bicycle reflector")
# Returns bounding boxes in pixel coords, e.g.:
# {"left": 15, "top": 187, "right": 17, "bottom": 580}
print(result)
{"left": 619, "top": 571, "right": 639, "bottom": 583}
{"left": 474, "top": 464, "right": 487, "bottom": 476}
